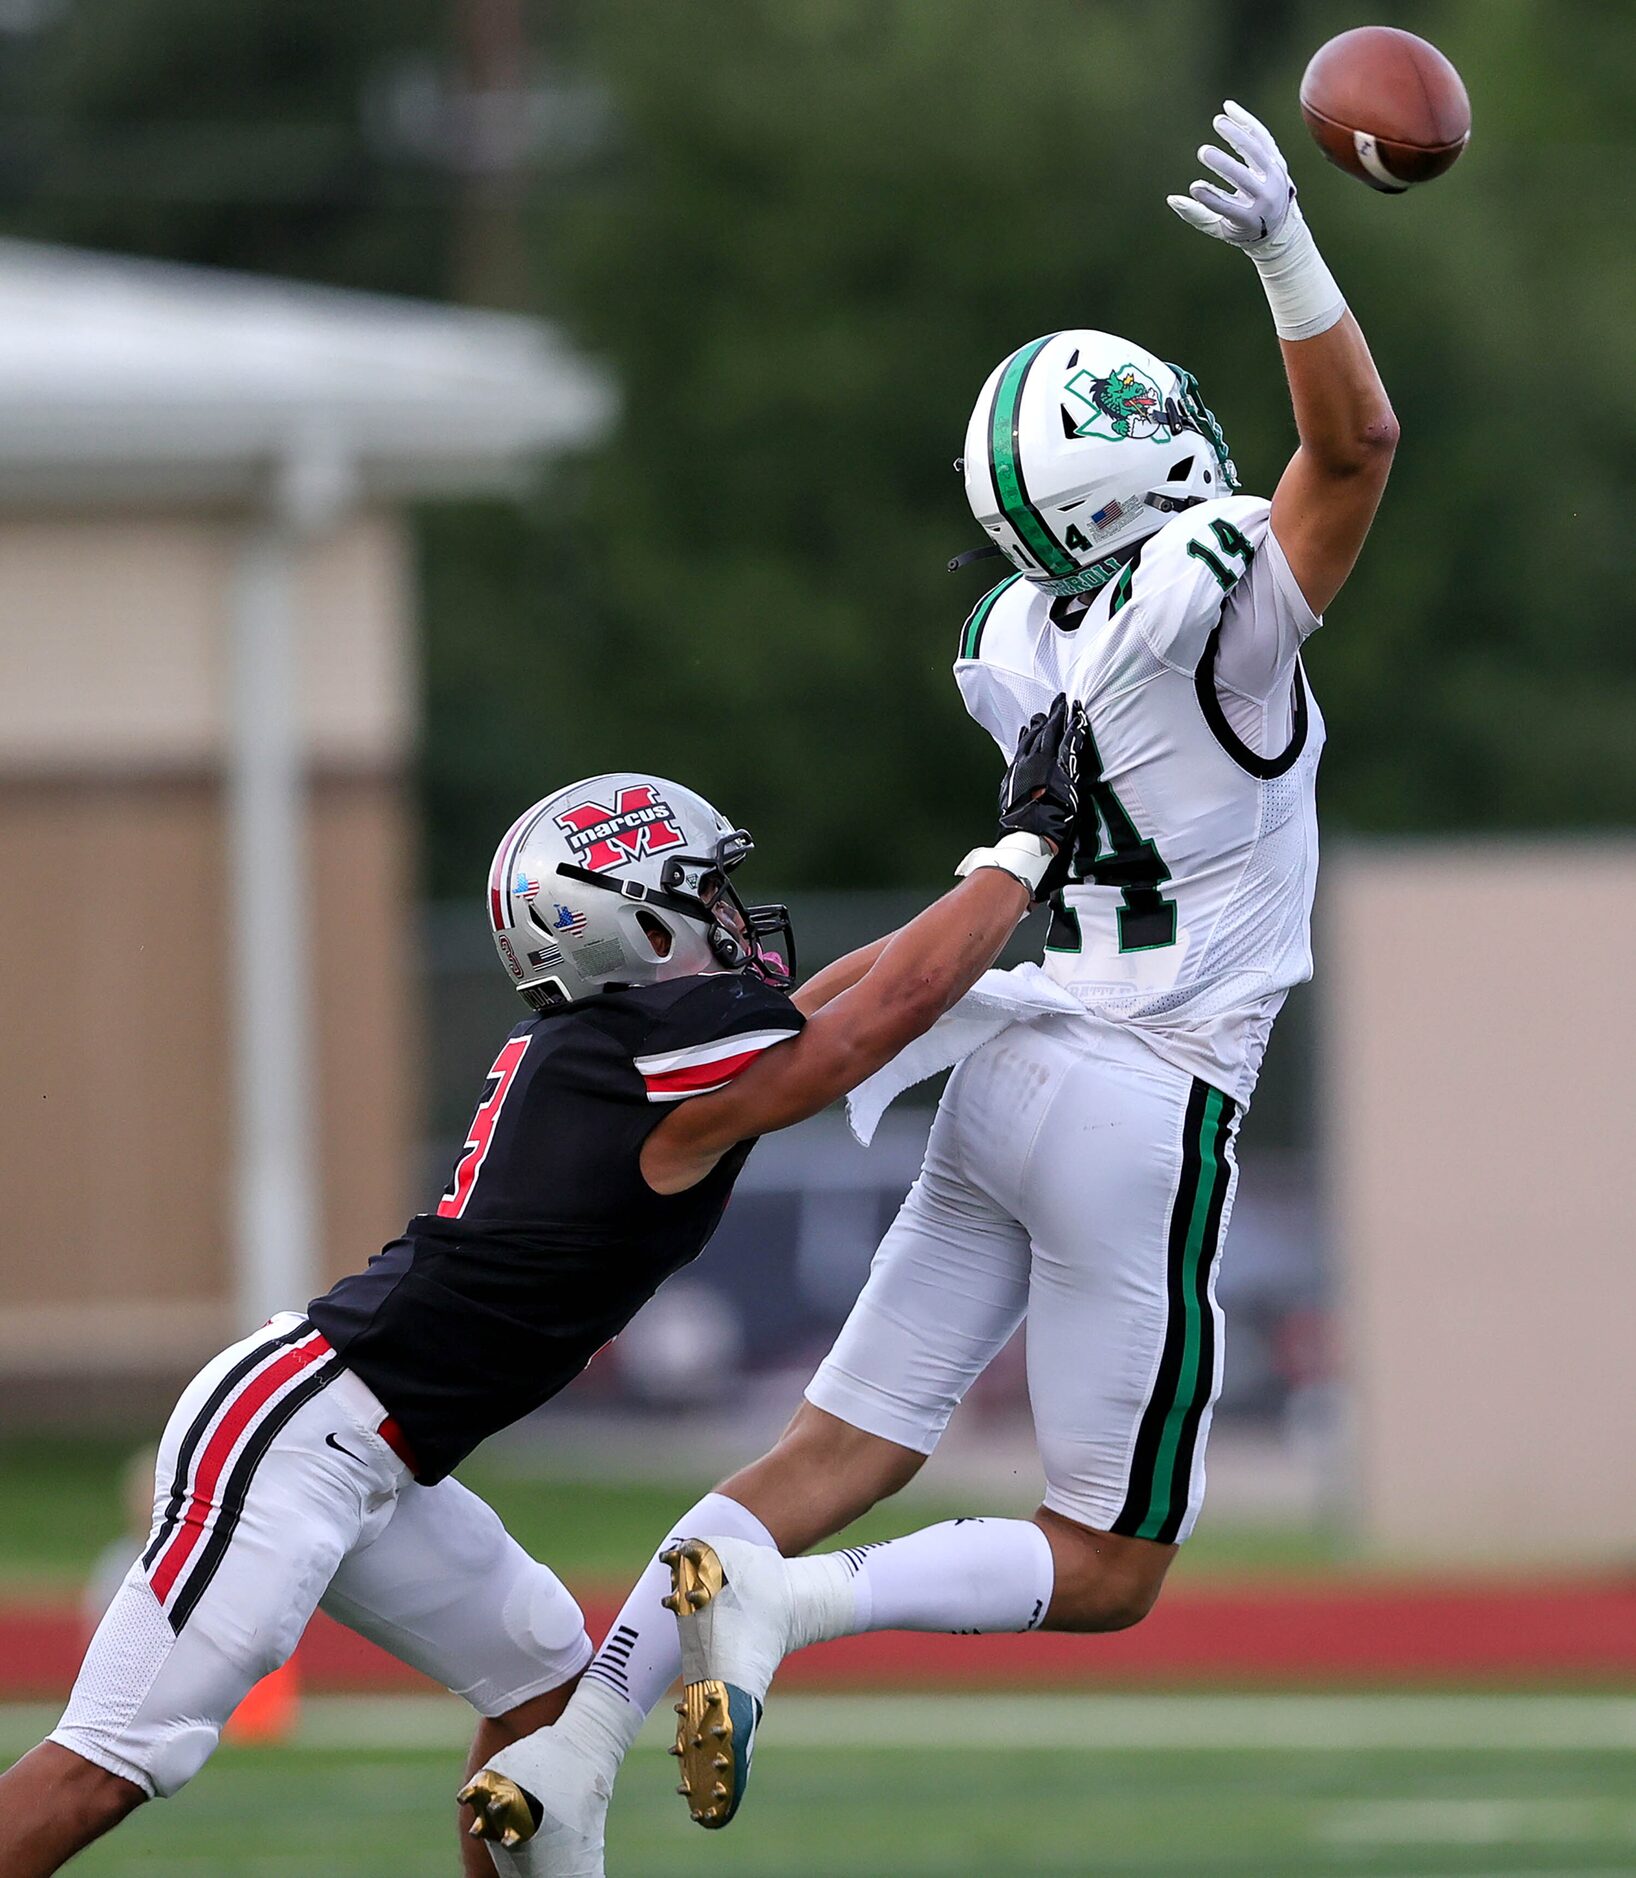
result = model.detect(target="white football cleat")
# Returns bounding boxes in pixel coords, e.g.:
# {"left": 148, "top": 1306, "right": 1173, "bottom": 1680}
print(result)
{"left": 458, "top": 1725, "right": 610, "bottom": 1878}
{"left": 661, "top": 1534, "right": 810, "bottom": 1830}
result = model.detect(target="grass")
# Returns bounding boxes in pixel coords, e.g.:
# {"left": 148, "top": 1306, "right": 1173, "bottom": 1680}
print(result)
{"left": 0, "top": 1435, "right": 1344, "bottom": 1595}
{"left": 4, "top": 1693, "right": 1634, "bottom": 1876}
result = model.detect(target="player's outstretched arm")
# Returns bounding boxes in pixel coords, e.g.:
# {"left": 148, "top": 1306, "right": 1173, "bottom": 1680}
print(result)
{"left": 641, "top": 697, "right": 1084, "bottom": 1194}
{"left": 789, "top": 931, "right": 895, "bottom": 1017}
{"left": 1170, "top": 100, "right": 1398, "bottom": 616}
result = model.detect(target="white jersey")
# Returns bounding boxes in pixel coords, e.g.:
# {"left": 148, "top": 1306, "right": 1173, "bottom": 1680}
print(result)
{"left": 955, "top": 494, "right": 1324, "bottom": 1103}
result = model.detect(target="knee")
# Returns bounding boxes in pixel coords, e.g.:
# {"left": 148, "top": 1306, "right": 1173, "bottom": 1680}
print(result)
{"left": 1036, "top": 1514, "right": 1173, "bottom": 1634}
{"left": 1053, "top": 1572, "right": 1164, "bottom": 1634}
{"left": 502, "top": 1559, "right": 592, "bottom": 1690}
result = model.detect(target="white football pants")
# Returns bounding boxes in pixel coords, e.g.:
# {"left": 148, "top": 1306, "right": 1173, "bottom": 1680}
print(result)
{"left": 807, "top": 1013, "right": 1240, "bottom": 1543}
{"left": 51, "top": 1315, "right": 591, "bottom": 1797}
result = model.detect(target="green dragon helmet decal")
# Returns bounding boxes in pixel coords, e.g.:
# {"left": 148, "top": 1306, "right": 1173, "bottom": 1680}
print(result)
{"left": 1066, "top": 364, "right": 1164, "bottom": 441}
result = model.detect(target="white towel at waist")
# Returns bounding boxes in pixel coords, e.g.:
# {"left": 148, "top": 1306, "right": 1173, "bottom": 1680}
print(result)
{"left": 845, "top": 962, "right": 1082, "bottom": 1146}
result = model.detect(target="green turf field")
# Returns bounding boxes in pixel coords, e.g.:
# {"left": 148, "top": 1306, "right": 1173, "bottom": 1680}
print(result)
{"left": 4, "top": 1693, "right": 1633, "bottom": 1876}
{"left": 0, "top": 1436, "right": 1344, "bottom": 1591}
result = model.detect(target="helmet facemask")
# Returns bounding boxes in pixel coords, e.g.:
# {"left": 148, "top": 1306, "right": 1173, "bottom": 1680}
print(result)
{"left": 561, "top": 831, "right": 797, "bottom": 992}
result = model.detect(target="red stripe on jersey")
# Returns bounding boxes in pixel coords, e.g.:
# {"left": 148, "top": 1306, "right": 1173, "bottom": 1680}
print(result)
{"left": 642, "top": 1044, "right": 768, "bottom": 1099}
{"left": 148, "top": 1333, "right": 331, "bottom": 1604}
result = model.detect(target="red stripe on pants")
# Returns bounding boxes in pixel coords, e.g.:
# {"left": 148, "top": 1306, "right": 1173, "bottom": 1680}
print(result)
{"left": 148, "top": 1334, "right": 331, "bottom": 1604}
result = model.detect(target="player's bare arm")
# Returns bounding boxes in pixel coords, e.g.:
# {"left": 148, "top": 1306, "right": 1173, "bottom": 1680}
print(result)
{"left": 640, "top": 695, "right": 1084, "bottom": 1194}
{"left": 642, "top": 869, "right": 1027, "bottom": 1193}
{"left": 788, "top": 931, "right": 894, "bottom": 1015}
{"left": 1170, "top": 101, "right": 1398, "bottom": 615}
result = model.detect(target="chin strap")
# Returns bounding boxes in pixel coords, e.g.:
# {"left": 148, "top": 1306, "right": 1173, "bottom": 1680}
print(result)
{"left": 947, "top": 543, "right": 1008, "bottom": 574}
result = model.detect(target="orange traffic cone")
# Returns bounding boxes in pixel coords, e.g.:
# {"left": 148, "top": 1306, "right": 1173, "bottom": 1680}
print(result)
{"left": 224, "top": 1653, "right": 302, "bottom": 1744}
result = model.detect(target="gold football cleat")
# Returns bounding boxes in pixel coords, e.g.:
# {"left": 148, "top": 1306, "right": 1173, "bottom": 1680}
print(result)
{"left": 660, "top": 1536, "right": 725, "bottom": 1614}
{"left": 458, "top": 1768, "right": 542, "bottom": 1848}
{"left": 660, "top": 1539, "right": 741, "bottom": 1830}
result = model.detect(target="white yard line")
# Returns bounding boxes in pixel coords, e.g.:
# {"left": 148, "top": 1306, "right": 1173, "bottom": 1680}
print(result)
{"left": 5, "top": 1691, "right": 1636, "bottom": 1757}
{"left": 1324, "top": 1798, "right": 1636, "bottom": 1845}
{"left": 737, "top": 1692, "right": 1636, "bottom": 1755}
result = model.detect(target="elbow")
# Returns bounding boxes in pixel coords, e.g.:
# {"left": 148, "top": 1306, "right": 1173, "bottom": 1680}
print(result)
{"left": 880, "top": 973, "right": 954, "bottom": 1051}
{"left": 899, "top": 975, "right": 954, "bottom": 1040}
{"left": 1352, "top": 405, "right": 1397, "bottom": 473}
{"left": 1361, "top": 406, "right": 1401, "bottom": 461}
{"left": 1322, "top": 405, "right": 1399, "bottom": 478}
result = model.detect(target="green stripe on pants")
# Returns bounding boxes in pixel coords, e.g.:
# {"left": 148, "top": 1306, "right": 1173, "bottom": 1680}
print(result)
{"left": 1135, "top": 1086, "right": 1229, "bottom": 1542}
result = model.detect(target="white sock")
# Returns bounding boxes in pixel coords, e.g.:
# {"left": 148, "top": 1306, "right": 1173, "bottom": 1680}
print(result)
{"left": 786, "top": 1518, "right": 1055, "bottom": 1638}
{"left": 570, "top": 1490, "right": 777, "bottom": 1762}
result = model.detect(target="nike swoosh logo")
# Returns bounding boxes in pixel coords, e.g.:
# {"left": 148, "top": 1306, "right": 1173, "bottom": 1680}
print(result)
{"left": 325, "top": 1431, "right": 366, "bottom": 1465}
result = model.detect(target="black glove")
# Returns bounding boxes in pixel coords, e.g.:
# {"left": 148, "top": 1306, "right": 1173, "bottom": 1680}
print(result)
{"left": 996, "top": 693, "right": 1084, "bottom": 896}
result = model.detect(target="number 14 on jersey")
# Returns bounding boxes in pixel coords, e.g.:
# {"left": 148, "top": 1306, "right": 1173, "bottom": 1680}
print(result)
{"left": 1048, "top": 719, "right": 1178, "bottom": 956}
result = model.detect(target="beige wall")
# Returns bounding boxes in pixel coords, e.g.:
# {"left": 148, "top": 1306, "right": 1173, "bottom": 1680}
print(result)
{"left": 1328, "top": 843, "right": 1636, "bottom": 1564}
{"left": 0, "top": 511, "right": 412, "bottom": 773}
{"left": 0, "top": 511, "right": 418, "bottom": 1401}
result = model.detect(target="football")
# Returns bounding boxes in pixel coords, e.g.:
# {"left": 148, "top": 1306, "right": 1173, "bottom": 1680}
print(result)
{"left": 1299, "top": 26, "right": 1470, "bottom": 192}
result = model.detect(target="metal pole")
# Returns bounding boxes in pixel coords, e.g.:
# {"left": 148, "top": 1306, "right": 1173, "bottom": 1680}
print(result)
{"left": 225, "top": 502, "right": 319, "bottom": 1331}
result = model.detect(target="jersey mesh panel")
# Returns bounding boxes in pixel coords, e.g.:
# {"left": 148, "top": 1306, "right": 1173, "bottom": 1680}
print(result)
{"left": 64, "top": 1569, "right": 176, "bottom": 1738}
{"left": 966, "top": 661, "right": 1054, "bottom": 743}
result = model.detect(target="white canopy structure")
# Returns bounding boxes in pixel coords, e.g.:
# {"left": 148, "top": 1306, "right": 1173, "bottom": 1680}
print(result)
{"left": 0, "top": 238, "right": 611, "bottom": 504}
{"left": 0, "top": 239, "right": 613, "bottom": 1337}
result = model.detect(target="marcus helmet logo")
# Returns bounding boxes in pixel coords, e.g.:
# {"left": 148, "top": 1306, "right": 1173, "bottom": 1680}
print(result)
{"left": 554, "top": 784, "right": 686, "bottom": 874}
{"left": 1065, "top": 364, "right": 1170, "bottom": 442}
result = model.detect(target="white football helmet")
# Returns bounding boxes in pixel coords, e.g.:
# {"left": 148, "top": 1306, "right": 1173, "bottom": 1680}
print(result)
{"left": 959, "top": 330, "right": 1238, "bottom": 593}
{"left": 486, "top": 773, "right": 795, "bottom": 1012}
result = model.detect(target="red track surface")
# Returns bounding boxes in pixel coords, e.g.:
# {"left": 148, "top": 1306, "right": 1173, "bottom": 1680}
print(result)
{"left": 5, "top": 1577, "right": 1635, "bottom": 1699}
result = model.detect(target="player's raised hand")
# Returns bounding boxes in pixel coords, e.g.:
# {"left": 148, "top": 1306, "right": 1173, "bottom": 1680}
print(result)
{"left": 996, "top": 692, "right": 1084, "bottom": 889}
{"left": 1168, "top": 100, "right": 1295, "bottom": 248}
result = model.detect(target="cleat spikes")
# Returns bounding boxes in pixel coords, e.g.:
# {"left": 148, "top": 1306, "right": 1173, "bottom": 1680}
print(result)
{"left": 709, "top": 1723, "right": 728, "bottom": 1740}
{"left": 456, "top": 1769, "right": 541, "bottom": 1848}
{"left": 668, "top": 1742, "right": 683, "bottom": 1758}
{"left": 712, "top": 1781, "right": 728, "bottom": 1799}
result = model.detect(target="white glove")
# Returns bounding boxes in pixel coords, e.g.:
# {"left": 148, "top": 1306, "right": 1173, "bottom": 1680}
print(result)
{"left": 1167, "top": 99, "right": 1295, "bottom": 248}
{"left": 1167, "top": 99, "right": 1345, "bottom": 341}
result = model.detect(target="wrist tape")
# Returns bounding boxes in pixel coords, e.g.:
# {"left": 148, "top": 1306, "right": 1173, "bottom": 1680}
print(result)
{"left": 1245, "top": 202, "right": 1346, "bottom": 341}
{"left": 956, "top": 831, "right": 1054, "bottom": 896}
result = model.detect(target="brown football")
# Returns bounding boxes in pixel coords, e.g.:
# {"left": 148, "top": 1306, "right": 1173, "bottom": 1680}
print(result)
{"left": 1299, "top": 27, "right": 1470, "bottom": 192}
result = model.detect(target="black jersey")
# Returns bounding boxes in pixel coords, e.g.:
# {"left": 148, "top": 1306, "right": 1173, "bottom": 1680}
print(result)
{"left": 307, "top": 971, "right": 802, "bottom": 1481}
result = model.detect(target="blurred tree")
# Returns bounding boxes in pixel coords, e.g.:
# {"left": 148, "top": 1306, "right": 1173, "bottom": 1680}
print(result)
{"left": 0, "top": 0, "right": 458, "bottom": 293}
{"left": 0, "top": 0, "right": 1630, "bottom": 892}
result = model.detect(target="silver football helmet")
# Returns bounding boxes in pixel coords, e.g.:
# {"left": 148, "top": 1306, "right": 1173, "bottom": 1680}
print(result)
{"left": 486, "top": 772, "right": 795, "bottom": 1012}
